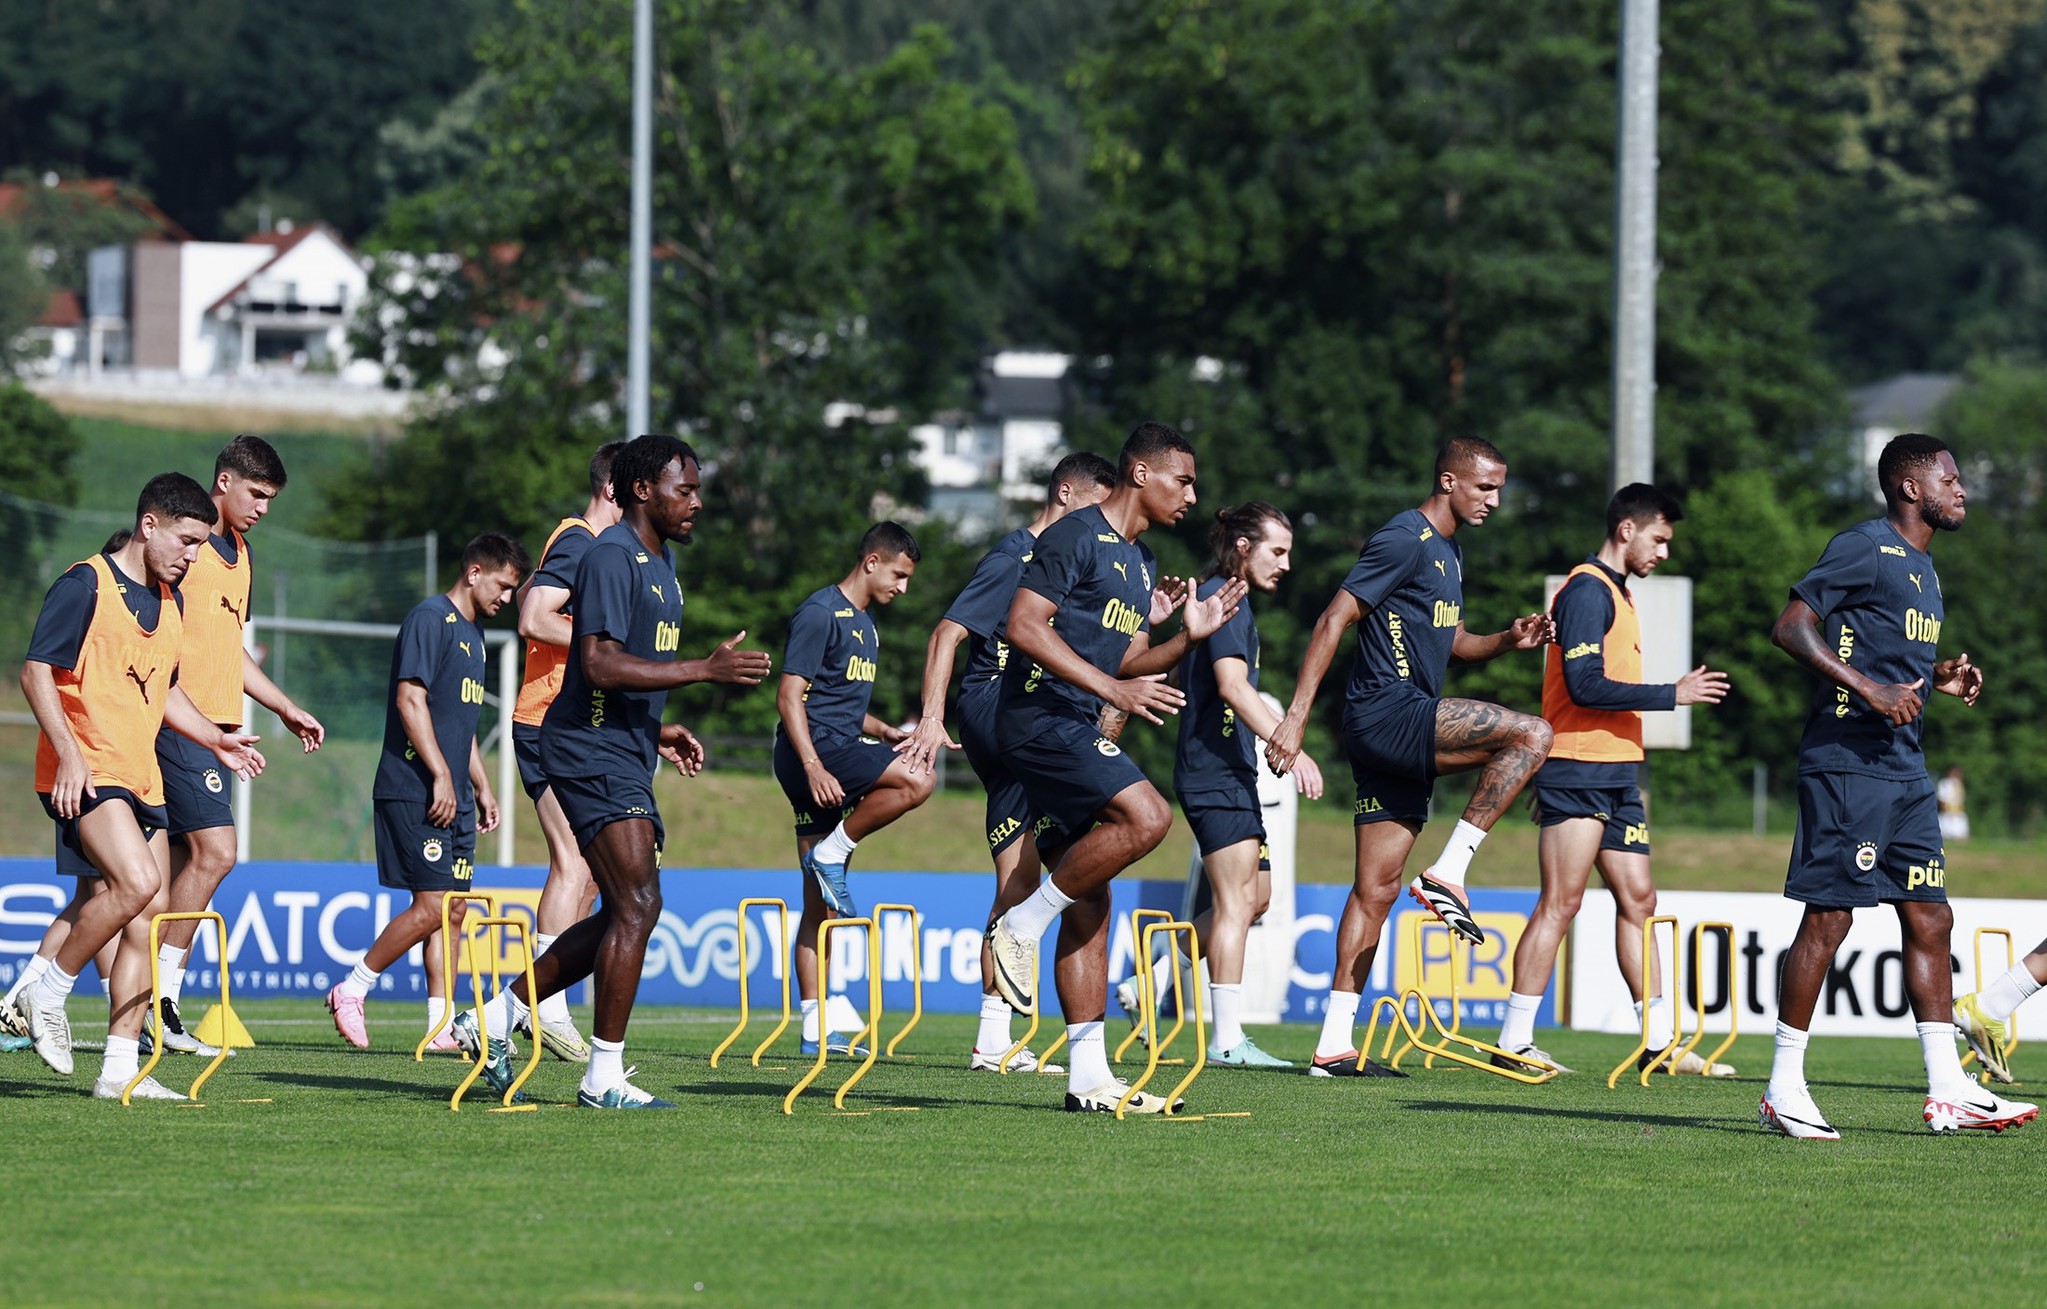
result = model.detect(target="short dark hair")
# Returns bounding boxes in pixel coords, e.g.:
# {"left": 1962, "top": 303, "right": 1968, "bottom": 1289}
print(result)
{"left": 858, "top": 520, "right": 921, "bottom": 565}
{"left": 1605, "top": 483, "right": 1684, "bottom": 538}
{"left": 1878, "top": 433, "right": 1950, "bottom": 505}
{"left": 1048, "top": 451, "right": 1116, "bottom": 502}
{"left": 461, "top": 531, "right": 532, "bottom": 576}
{"left": 137, "top": 472, "right": 219, "bottom": 527}
{"left": 589, "top": 440, "right": 627, "bottom": 500}
{"left": 611, "top": 434, "right": 698, "bottom": 507}
{"left": 1207, "top": 501, "right": 1291, "bottom": 580}
{"left": 1434, "top": 436, "right": 1505, "bottom": 482}
{"left": 1119, "top": 421, "right": 1195, "bottom": 483}
{"left": 215, "top": 434, "right": 288, "bottom": 488}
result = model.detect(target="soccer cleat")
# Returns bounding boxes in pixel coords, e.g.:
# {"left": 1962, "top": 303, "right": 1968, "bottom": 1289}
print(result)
{"left": 1309, "top": 1049, "right": 1408, "bottom": 1078}
{"left": 1493, "top": 1043, "right": 1572, "bottom": 1075}
{"left": 141, "top": 997, "right": 223, "bottom": 1058}
{"left": 94, "top": 1074, "right": 186, "bottom": 1101}
{"left": 1641, "top": 1046, "right": 1734, "bottom": 1077}
{"left": 802, "top": 850, "right": 857, "bottom": 917}
{"left": 0, "top": 1035, "right": 31, "bottom": 1054}
{"left": 985, "top": 919, "right": 1036, "bottom": 1014}
{"left": 451, "top": 1011, "right": 525, "bottom": 1101}
{"left": 1114, "top": 976, "right": 1144, "bottom": 1028}
{"left": 1925, "top": 1088, "right": 2039, "bottom": 1134}
{"left": 326, "top": 986, "right": 369, "bottom": 1049}
{"left": 532, "top": 1016, "right": 592, "bottom": 1063}
{"left": 1209, "top": 1038, "right": 1293, "bottom": 1068}
{"left": 577, "top": 1070, "right": 676, "bottom": 1109}
{"left": 0, "top": 994, "right": 28, "bottom": 1038}
{"left": 422, "top": 1025, "right": 460, "bottom": 1053}
{"left": 1759, "top": 1085, "right": 1841, "bottom": 1140}
{"left": 14, "top": 989, "right": 73, "bottom": 1076}
{"left": 1408, "top": 869, "right": 1485, "bottom": 945}
{"left": 969, "top": 1046, "right": 1064, "bottom": 1074}
{"left": 1953, "top": 993, "right": 2014, "bottom": 1084}
{"left": 1063, "top": 1078, "right": 1185, "bottom": 1115}
{"left": 799, "top": 1035, "right": 872, "bottom": 1058}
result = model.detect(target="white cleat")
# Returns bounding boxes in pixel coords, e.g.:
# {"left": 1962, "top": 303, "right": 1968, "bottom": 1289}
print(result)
{"left": 14, "top": 990, "right": 73, "bottom": 1077}
{"left": 1064, "top": 1078, "right": 1184, "bottom": 1115}
{"left": 1925, "top": 1088, "right": 2040, "bottom": 1134}
{"left": 94, "top": 1075, "right": 187, "bottom": 1101}
{"left": 141, "top": 998, "right": 224, "bottom": 1059}
{"left": 969, "top": 1046, "right": 1064, "bottom": 1074}
{"left": 1759, "top": 1085, "right": 1841, "bottom": 1140}
{"left": 1654, "top": 1047, "right": 1735, "bottom": 1077}
{"left": 985, "top": 920, "right": 1036, "bottom": 1013}
{"left": 519, "top": 1015, "right": 592, "bottom": 1063}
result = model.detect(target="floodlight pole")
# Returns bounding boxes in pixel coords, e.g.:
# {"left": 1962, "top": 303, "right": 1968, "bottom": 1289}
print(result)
{"left": 1611, "top": 0, "right": 1658, "bottom": 493}
{"left": 627, "top": 0, "right": 653, "bottom": 441}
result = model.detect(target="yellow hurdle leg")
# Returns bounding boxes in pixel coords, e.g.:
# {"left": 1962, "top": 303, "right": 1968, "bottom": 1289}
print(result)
{"left": 710, "top": 898, "right": 790, "bottom": 1068}
{"left": 784, "top": 918, "right": 878, "bottom": 1114}
{"left": 473, "top": 917, "right": 544, "bottom": 1111}
{"left": 1967, "top": 927, "right": 2019, "bottom": 1082}
{"left": 416, "top": 891, "right": 496, "bottom": 1062}
{"left": 872, "top": 903, "right": 923, "bottom": 1058}
{"left": 1676, "top": 922, "right": 1739, "bottom": 1073}
{"left": 1119, "top": 923, "right": 1208, "bottom": 1117}
{"left": 126, "top": 911, "right": 232, "bottom": 1106}
{"left": 1638, "top": 917, "right": 1684, "bottom": 1085}
{"left": 1114, "top": 908, "right": 1174, "bottom": 1063}
{"left": 1608, "top": 914, "right": 1676, "bottom": 1088}
{"left": 834, "top": 926, "right": 886, "bottom": 1108}
{"left": 447, "top": 910, "right": 497, "bottom": 1112}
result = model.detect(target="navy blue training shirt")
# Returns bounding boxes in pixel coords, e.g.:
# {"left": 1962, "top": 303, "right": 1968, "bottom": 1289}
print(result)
{"left": 1174, "top": 575, "right": 1260, "bottom": 798}
{"left": 945, "top": 527, "right": 1035, "bottom": 687}
{"left": 27, "top": 556, "right": 180, "bottom": 669}
{"left": 782, "top": 584, "right": 880, "bottom": 737}
{"left": 997, "top": 504, "right": 1154, "bottom": 731}
{"left": 541, "top": 521, "right": 685, "bottom": 780}
{"left": 1790, "top": 519, "right": 1945, "bottom": 780}
{"left": 373, "top": 594, "right": 487, "bottom": 807}
{"left": 532, "top": 520, "right": 597, "bottom": 595}
{"left": 1341, "top": 508, "right": 1463, "bottom": 704}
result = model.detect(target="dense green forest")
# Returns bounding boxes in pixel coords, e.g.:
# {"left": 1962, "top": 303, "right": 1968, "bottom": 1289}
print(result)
{"left": 9, "top": 0, "right": 2047, "bottom": 831}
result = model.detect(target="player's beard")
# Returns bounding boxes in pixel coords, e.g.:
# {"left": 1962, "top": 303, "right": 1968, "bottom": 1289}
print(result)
{"left": 1920, "top": 499, "right": 1964, "bottom": 533}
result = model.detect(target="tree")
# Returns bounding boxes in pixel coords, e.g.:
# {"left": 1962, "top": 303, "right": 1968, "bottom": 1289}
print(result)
{"left": 0, "top": 383, "right": 81, "bottom": 662}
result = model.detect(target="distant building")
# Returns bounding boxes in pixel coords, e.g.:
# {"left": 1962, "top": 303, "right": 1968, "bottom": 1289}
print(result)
{"left": 0, "top": 178, "right": 188, "bottom": 376}
{"left": 911, "top": 351, "right": 1073, "bottom": 536}
{"left": 1848, "top": 372, "right": 1961, "bottom": 501}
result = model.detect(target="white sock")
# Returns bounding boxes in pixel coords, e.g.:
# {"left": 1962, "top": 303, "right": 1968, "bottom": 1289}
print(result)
{"left": 33, "top": 962, "right": 77, "bottom": 1012}
{"left": 1641, "top": 996, "right": 1673, "bottom": 1051}
{"left": 157, "top": 944, "right": 187, "bottom": 1006}
{"left": 1210, "top": 983, "right": 1245, "bottom": 1051}
{"left": 1920, "top": 1020, "right": 1975, "bottom": 1095}
{"left": 1067, "top": 1020, "right": 1109, "bottom": 1093}
{"left": 1981, "top": 963, "right": 2042, "bottom": 1023}
{"left": 1430, "top": 819, "right": 1488, "bottom": 886}
{"left": 813, "top": 823, "right": 858, "bottom": 869}
{"left": 426, "top": 996, "right": 448, "bottom": 1031}
{"left": 1004, "top": 880, "right": 1075, "bottom": 943}
{"left": 100, "top": 1033, "right": 140, "bottom": 1086}
{"left": 582, "top": 1036, "right": 624, "bottom": 1096}
{"left": 976, "top": 993, "right": 1013, "bottom": 1054}
{"left": 468, "top": 985, "right": 524, "bottom": 1040}
{"left": 801, "top": 997, "right": 821, "bottom": 1043}
{"left": 1769, "top": 1021, "right": 1809, "bottom": 1096}
{"left": 337, "top": 961, "right": 378, "bottom": 1001}
{"left": 99, "top": 975, "right": 112, "bottom": 999}
{"left": 533, "top": 934, "right": 573, "bottom": 1024}
{"left": 1316, "top": 990, "right": 1362, "bottom": 1059}
{"left": 1499, "top": 991, "right": 1543, "bottom": 1051}
{"left": 5, "top": 955, "right": 50, "bottom": 1007}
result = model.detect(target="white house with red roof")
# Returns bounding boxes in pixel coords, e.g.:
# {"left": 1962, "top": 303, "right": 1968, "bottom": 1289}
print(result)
{"left": 128, "top": 222, "right": 368, "bottom": 377}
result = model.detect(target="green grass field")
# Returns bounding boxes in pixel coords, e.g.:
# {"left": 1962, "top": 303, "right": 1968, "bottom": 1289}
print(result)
{"left": 4, "top": 1001, "right": 2042, "bottom": 1307}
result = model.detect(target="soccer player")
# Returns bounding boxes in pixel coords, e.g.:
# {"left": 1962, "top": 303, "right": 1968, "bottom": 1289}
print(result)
{"left": 507, "top": 439, "right": 626, "bottom": 1061}
{"left": 14, "top": 473, "right": 265, "bottom": 1098}
{"left": 1161, "top": 501, "right": 1323, "bottom": 1068}
{"left": 982, "top": 421, "right": 1246, "bottom": 1114}
{"left": 1492, "top": 484, "right": 1731, "bottom": 1074}
{"left": 1265, "top": 436, "right": 1554, "bottom": 1077}
{"left": 773, "top": 521, "right": 934, "bottom": 1056}
{"left": 1760, "top": 434, "right": 2037, "bottom": 1138}
{"left": 898, "top": 451, "right": 1116, "bottom": 1071}
{"left": 149, "top": 436, "right": 326, "bottom": 1058}
{"left": 461, "top": 435, "right": 772, "bottom": 1109}
{"left": 325, "top": 533, "right": 529, "bottom": 1050}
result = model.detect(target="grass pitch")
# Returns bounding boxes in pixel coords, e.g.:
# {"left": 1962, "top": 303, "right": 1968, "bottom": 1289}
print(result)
{"left": 3, "top": 1001, "right": 2042, "bottom": 1307}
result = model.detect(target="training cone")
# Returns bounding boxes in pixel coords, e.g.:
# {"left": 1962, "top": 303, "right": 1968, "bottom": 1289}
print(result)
{"left": 193, "top": 1003, "right": 255, "bottom": 1049}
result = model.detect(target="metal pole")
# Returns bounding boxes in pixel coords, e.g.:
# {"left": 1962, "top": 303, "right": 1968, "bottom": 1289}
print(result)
{"left": 627, "top": 0, "right": 654, "bottom": 440}
{"left": 237, "top": 617, "right": 257, "bottom": 864}
{"left": 1611, "top": 0, "right": 1659, "bottom": 493}
{"left": 423, "top": 530, "right": 438, "bottom": 597}
{"left": 497, "top": 635, "right": 518, "bottom": 866}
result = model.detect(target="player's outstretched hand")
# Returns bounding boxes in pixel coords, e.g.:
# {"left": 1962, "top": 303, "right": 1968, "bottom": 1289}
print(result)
{"left": 805, "top": 758, "right": 846, "bottom": 807}
{"left": 702, "top": 630, "right": 774, "bottom": 685}
{"left": 427, "top": 773, "right": 458, "bottom": 828}
{"left": 1184, "top": 577, "right": 1248, "bottom": 641}
{"left": 1865, "top": 678, "right": 1925, "bottom": 726}
{"left": 1675, "top": 665, "right": 1731, "bottom": 707}
{"left": 1934, "top": 653, "right": 1984, "bottom": 706}
{"left": 282, "top": 705, "right": 325, "bottom": 752}
{"left": 1265, "top": 709, "right": 1307, "bottom": 776}
{"left": 476, "top": 788, "right": 501, "bottom": 834}
{"left": 893, "top": 717, "right": 960, "bottom": 774}
{"left": 1107, "top": 673, "right": 1184, "bottom": 726}
{"left": 1148, "top": 577, "right": 1190, "bottom": 627}
{"left": 1506, "top": 612, "right": 1554, "bottom": 650}
{"left": 214, "top": 730, "right": 266, "bottom": 781}
{"left": 659, "top": 723, "right": 705, "bottom": 777}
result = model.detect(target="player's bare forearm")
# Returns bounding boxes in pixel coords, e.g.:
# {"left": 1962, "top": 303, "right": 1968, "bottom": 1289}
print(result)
{"left": 395, "top": 682, "right": 454, "bottom": 783}
{"left": 1122, "top": 628, "right": 1190, "bottom": 677}
{"left": 1216, "top": 660, "right": 1285, "bottom": 742}
{"left": 776, "top": 676, "right": 825, "bottom": 770}
{"left": 1771, "top": 600, "right": 1880, "bottom": 702}
{"left": 517, "top": 584, "right": 573, "bottom": 647}
{"left": 164, "top": 686, "right": 227, "bottom": 751}
{"left": 1006, "top": 603, "right": 1122, "bottom": 704}
{"left": 918, "top": 620, "right": 969, "bottom": 720}
{"left": 19, "top": 661, "right": 82, "bottom": 766}
{"left": 468, "top": 738, "right": 490, "bottom": 793}
{"left": 1286, "top": 593, "right": 1357, "bottom": 717}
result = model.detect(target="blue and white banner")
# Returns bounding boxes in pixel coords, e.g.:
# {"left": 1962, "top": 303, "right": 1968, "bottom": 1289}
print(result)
{"left": 0, "top": 859, "right": 1551, "bottom": 1027}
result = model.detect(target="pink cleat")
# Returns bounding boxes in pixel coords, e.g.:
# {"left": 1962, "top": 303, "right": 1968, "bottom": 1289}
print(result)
{"left": 327, "top": 985, "right": 369, "bottom": 1049}
{"left": 423, "top": 1024, "right": 460, "bottom": 1052}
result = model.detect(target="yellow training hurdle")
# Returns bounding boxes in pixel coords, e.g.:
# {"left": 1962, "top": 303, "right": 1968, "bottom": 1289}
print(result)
{"left": 869, "top": 902, "right": 923, "bottom": 1058}
{"left": 1115, "top": 908, "right": 1188, "bottom": 1066}
{"left": 1964, "top": 926, "right": 2021, "bottom": 1083}
{"left": 1117, "top": 920, "right": 1207, "bottom": 1118}
{"left": 127, "top": 911, "right": 235, "bottom": 1106}
{"left": 783, "top": 917, "right": 882, "bottom": 1114}
{"left": 710, "top": 897, "right": 793, "bottom": 1068}
{"left": 1358, "top": 915, "right": 1560, "bottom": 1085}
{"left": 1605, "top": 916, "right": 1737, "bottom": 1088}
{"left": 415, "top": 891, "right": 498, "bottom": 1062}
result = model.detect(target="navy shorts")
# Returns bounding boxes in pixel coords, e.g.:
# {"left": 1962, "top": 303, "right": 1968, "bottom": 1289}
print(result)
{"left": 1178, "top": 788, "right": 1271, "bottom": 871}
{"left": 1344, "top": 689, "right": 1438, "bottom": 827}
{"left": 373, "top": 799, "right": 476, "bottom": 892}
{"left": 961, "top": 682, "right": 1033, "bottom": 855}
{"left": 1533, "top": 784, "right": 1650, "bottom": 855}
{"left": 1785, "top": 771, "right": 1946, "bottom": 908}
{"left": 549, "top": 771, "right": 665, "bottom": 854}
{"left": 1006, "top": 710, "right": 1150, "bottom": 851}
{"left": 772, "top": 727, "right": 896, "bottom": 838}
{"left": 42, "top": 789, "right": 166, "bottom": 871}
{"left": 157, "top": 727, "right": 235, "bottom": 836}
{"left": 512, "top": 723, "right": 551, "bottom": 801}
